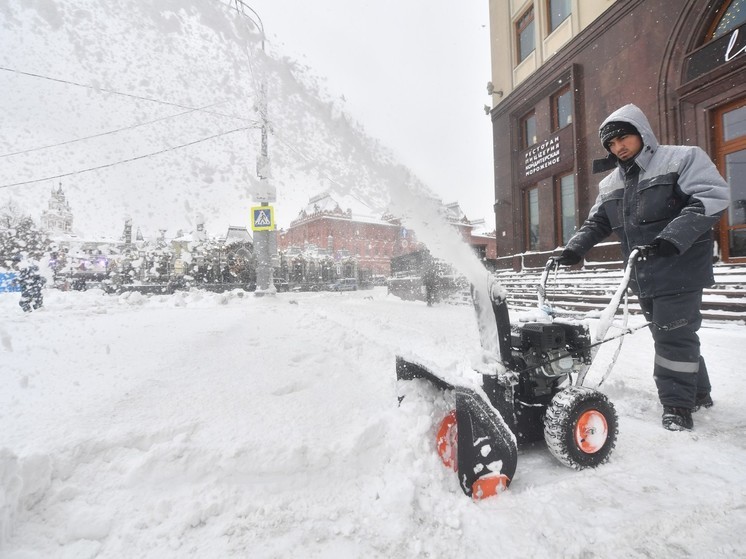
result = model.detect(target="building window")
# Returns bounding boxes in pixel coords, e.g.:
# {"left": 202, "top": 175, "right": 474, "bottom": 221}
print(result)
{"left": 715, "top": 100, "right": 746, "bottom": 260}
{"left": 547, "top": 0, "right": 572, "bottom": 33}
{"left": 526, "top": 187, "right": 540, "bottom": 251}
{"left": 552, "top": 86, "right": 573, "bottom": 130}
{"left": 556, "top": 173, "right": 576, "bottom": 244}
{"left": 516, "top": 6, "right": 535, "bottom": 63}
{"left": 709, "top": 0, "right": 746, "bottom": 41}
{"left": 724, "top": 103, "right": 746, "bottom": 141}
{"left": 522, "top": 111, "right": 537, "bottom": 148}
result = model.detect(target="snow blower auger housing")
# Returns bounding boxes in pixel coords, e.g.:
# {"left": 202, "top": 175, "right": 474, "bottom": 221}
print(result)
{"left": 395, "top": 250, "right": 648, "bottom": 499}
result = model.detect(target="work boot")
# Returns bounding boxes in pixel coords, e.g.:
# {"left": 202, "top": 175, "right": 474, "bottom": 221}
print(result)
{"left": 662, "top": 407, "right": 693, "bottom": 431}
{"left": 694, "top": 392, "right": 713, "bottom": 411}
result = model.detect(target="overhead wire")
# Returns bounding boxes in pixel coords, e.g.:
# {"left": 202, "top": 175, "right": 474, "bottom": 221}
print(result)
{"left": 0, "top": 58, "right": 262, "bottom": 186}
{"left": 0, "top": 126, "right": 252, "bottom": 190}
{"left": 0, "top": 4, "right": 272, "bottom": 192}
{"left": 0, "top": 66, "right": 257, "bottom": 124}
{"left": 224, "top": 0, "right": 269, "bottom": 157}
{"left": 0, "top": 4, "right": 377, "bottom": 211}
{"left": 0, "top": 101, "right": 249, "bottom": 159}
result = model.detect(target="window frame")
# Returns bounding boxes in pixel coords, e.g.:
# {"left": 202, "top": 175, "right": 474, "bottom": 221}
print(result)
{"left": 525, "top": 186, "right": 540, "bottom": 252}
{"left": 551, "top": 85, "right": 573, "bottom": 131}
{"left": 521, "top": 110, "right": 538, "bottom": 149}
{"left": 515, "top": 6, "right": 536, "bottom": 64}
{"left": 706, "top": 0, "right": 745, "bottom": 41}
{"left": 554, "top": 172, "right": 576, "bottom": 245}
{"left": 546, "top": 0, "right": 572, "bottom": 34}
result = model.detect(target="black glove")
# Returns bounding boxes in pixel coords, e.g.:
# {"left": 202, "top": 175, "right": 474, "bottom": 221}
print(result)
{"left": 650, "top": 238, "right": 679, "bottom": 257}
{"left": 554, "top": 249, "right": 581, "bottom": 266}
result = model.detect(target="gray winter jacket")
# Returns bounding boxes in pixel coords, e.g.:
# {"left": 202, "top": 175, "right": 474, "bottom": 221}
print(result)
{"left": 566, "top": 104, "right": 730, "bottom": 298}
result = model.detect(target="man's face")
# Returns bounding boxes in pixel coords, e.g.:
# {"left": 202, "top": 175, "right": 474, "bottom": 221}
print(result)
{"left": 608, "top": 134, "right": 642, "bottom": 161}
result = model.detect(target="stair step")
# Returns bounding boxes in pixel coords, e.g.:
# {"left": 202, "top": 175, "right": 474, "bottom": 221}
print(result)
{"left": 494, "top": 265, "right": 746, "bottom": 322}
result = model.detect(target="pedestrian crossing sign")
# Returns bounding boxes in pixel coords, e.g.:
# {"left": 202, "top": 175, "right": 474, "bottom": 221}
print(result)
{"left": 251, "top": 206, "right": 275, "bottom": 231}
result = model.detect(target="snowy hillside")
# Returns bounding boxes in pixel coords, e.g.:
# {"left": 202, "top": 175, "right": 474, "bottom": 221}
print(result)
{"left": 1, "top": 288, "right": 745, "bottom": 557}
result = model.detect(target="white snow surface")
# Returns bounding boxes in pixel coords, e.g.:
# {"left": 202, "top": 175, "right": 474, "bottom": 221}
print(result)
{"left": 1, "top": 288, "right": 745, "bottom": 558}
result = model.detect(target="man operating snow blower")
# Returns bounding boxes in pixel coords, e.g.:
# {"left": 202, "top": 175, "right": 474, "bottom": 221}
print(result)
{"left": 555, "top": 104, "right": 730, "bottom": 432}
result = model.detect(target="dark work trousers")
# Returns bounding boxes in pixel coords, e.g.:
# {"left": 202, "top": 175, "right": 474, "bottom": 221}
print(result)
{"left": 638, "top": 289, "right": 711, "bottom": 409}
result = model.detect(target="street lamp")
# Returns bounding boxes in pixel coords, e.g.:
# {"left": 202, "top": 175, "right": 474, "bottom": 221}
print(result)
{"left": 232, "top": 1, "right": 268, "bottom": 182}
{"left": 233, "top": 1, "right": 276, "bottom": 295}
{"left": 233, "top": 1, "right": 265, "bottom": 49}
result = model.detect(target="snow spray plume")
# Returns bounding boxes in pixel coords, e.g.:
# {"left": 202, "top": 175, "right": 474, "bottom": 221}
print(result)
{"left": 254, "top": 41, "right": 494, "bottom": 299}
{"left": 317, "top": 164, "right": 500, "bottom": 356}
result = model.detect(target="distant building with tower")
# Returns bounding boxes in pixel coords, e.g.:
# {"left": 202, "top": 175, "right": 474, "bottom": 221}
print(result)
{"left": 41, "top": 183, "right": 73, "bottom": 235}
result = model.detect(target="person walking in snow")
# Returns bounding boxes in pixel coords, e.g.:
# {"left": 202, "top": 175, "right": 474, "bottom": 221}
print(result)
{"left": 422, "top": 259, "right": 438, "bottom": 306}
{"left": 554, "top": 103, "right": 730, "bottom": 431}
{"left": 13, "top": 254, "right": 46, "bottom": 312}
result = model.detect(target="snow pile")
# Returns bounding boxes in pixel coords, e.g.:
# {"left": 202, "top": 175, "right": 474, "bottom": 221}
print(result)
{"left": 1, "top": 288, "right": 745, "bottom": 557}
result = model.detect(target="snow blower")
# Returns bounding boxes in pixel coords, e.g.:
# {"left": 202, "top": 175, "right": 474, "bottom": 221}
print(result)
{"left": 396, "top": 247, "right": 651, "bottom": 499}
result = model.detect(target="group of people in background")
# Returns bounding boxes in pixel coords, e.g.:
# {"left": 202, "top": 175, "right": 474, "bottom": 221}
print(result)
{"left": 9, "top": 253, "right": 45, "bottom": 312}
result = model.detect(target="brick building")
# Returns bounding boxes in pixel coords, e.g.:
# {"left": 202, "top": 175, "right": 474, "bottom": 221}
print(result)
{"left": 487, "top": 0, "right": 746, "bottom": 269}
{"left": 278, "top": 192, "right": 497, "bottom": 278}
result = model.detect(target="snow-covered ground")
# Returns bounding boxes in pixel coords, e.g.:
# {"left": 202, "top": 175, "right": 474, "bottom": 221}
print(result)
{"left": 2, "top": 287, "right": 745, "bottom": 558}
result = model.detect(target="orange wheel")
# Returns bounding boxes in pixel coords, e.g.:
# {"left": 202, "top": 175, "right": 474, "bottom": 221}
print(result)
{"left": 545, "top": 386, "right": 618, "bottom": 469}
{"left": 436, "top": 410, "right": 458, "bottom": 470}
{"left": 574, "top": 409, "right": 609, "bottom": 454}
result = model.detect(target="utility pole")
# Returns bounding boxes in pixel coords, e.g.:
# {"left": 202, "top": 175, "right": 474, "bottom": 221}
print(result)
{"left": 234, "top": 1, "right": 277, "bottom": 295}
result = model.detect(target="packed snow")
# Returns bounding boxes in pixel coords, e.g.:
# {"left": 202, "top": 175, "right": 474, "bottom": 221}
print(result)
{"left": 2, "top": 287, "right": 745, "bottom": 558}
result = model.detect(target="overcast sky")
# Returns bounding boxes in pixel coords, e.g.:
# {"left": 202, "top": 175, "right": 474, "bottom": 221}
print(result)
{"left": 248, "top": 0, "right": 496, "bottom": 228}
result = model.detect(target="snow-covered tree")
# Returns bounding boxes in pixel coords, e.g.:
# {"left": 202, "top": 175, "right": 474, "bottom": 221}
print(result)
{"left": 0, "top": 201, "right": 49, "bottom": 267}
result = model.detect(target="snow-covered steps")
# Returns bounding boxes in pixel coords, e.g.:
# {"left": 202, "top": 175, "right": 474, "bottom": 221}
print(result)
{"left": 492, "top": 265, "right": 746, "bottom": 322}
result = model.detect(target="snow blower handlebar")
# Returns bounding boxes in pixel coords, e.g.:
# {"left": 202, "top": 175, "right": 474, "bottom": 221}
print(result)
{"left": 542, "top": 246, "right": 651, "bottom": 312}
{"left": 543, "top": 246, "right": 686, "bottom": 337}
{"left": 537, "top": 257, "right": 558, "bottom": 313}
{"left": 594, "top": 247, "right": 645, "bottom": 342}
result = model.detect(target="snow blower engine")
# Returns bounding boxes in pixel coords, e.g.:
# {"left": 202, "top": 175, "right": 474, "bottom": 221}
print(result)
{"left": 395, "top": 253, "right": 640, "bottom": 500}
